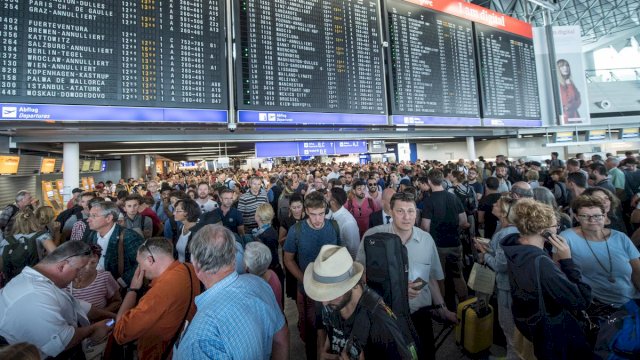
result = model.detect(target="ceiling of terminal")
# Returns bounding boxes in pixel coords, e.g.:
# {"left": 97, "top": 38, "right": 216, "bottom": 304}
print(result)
{"left": 472, "top": 0, "right": 640, "bottom": 51}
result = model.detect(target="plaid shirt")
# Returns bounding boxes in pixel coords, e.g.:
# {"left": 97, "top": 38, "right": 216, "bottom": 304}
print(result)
{"left": 0, "top": 204, "right": 18, "bottom": 237}
{"left": 174, "top": 272, "right": 285, "bottom": 360}
{"left": 87, "top": 224, "right": 143, "bottom": 286}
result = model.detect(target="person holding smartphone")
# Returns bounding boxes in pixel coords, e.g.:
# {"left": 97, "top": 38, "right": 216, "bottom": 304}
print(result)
{"left": 502, "top": 198, "right": 593, "bottom": 359}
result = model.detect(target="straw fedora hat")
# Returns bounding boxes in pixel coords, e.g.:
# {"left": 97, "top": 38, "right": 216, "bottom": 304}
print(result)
{"left": 303, "top": 245, "right": 364, "bottom": 302}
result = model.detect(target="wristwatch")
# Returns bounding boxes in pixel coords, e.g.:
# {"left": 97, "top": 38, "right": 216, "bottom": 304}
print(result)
{"left": 126, "top": 287, "right": 141, "bottom": 296}
{"left": 432, "top": 303, "right": 446, "bottom": 310}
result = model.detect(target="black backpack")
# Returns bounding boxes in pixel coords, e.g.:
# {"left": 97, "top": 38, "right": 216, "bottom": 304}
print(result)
{"left": 323, "top": 287, "right": 418, "bottom": 360}
{"left": 454, "top": 184, "right": 477, "bottom": 215}
{"left": 55, "top": 205, "right": 84, "bottom": 232}
{"left": 2, "top": 231, "right": 45, "bottom": 282}
{"left": 363, "top": 232, "right": 411, "bottom": 321}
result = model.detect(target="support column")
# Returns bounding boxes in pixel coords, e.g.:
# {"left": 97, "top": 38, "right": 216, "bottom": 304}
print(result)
{"left": 466, "top": 136, "right": 477, "bottom": 161}
{"left": 121, "top": 155, "right": 145, "bottom": 180}
{"left": 63, "top": 143, "right": 80, "bottom": 203}
{"left": 149, "top": 155, "right": 157, "bottom": 179}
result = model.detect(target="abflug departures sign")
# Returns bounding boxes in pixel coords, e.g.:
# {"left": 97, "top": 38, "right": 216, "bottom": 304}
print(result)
{"left": 0, "top": 0, "right": 228, "bottom": 122}
{"left": 235, "top": 0, "right": 388, "bottom": 125}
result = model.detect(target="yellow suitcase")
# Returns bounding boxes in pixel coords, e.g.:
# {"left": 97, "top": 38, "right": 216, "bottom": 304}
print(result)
{"left": 455, "top": 297, "right": 494, "bottom": 354}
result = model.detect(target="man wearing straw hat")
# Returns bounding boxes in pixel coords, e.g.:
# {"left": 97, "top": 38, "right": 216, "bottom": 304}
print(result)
{"left": 304, "top": 245, "right": 418, "bottom": 360}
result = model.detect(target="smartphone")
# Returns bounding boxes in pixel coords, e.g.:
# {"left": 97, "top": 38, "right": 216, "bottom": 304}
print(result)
{"left": 541, "top": 231, "right": 553, "bottom": 242}
{"left": 106, "top": 319, "right": 115, "bottom": 327}
{"left": 412, "top": 277, "right": 427, "bottom": 290}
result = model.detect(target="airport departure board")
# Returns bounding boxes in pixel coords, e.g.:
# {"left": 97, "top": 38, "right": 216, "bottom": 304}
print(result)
{"left": 236, "top": 0, "right": 387, "bottom": 117}
{"left": 387, "top": 0, "right": 479, "bottom": 118}
{"left": 475, "top": 23, "right": 540, "bottom": 120}
{"left": 0, "top": 0, "right": 227, "bottom": 110}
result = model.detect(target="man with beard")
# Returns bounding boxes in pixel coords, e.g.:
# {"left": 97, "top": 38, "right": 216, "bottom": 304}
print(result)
{"left": 466, "top": 168, "right": 483, "bottom": 201}
{"left": 343, "top": 172, "right": 354, "bottom": 193}
{"left": 346, "top": 180, "right": 380, "bottom": 238}
{"left": 490, "top": 163, "right": 512, "bottom": 193}
{"left": 195, "top": 182, "right": 218, "bottom": 213}
{"left": 588, "top": 163, "right": 616, "bottom": 194}
{"left": 305, "top": 245, "right": 418, "bottom": 360}
{"left": 366, "top": 176, "right": 383, "bottom": 209}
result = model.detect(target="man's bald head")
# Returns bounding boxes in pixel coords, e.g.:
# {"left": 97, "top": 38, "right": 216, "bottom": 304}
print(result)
{"left": 511, "top": 181, "right": 533, "bottom": 199}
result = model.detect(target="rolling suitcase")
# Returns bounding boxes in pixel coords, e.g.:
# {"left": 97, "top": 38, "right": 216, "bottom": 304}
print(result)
{"left": 455, "top": 297, "right": 494, "bottom": 354}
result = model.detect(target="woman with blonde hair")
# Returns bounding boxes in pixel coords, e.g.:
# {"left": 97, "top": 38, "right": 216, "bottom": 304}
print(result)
{"left": 34, "top": 206, "right": 61, "bottom": 245}
{"left": 254, "top": 203, "right": 284, "bottom": 297}
{"left": 502, "top": 198, "right": 592, "bottom": 359}
{"left": 8, "top": 209, "right": 57, "bottom": 260}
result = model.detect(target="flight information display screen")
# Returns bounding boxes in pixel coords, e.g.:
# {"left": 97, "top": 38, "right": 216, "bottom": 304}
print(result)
{"left": 236, "top": 0, "right": 388, "bottom": 125}
{"left": 387, "top": 0, "right": 479, "bottom": 120}
{"left": 0, "top": 0, "right": 228, "bottom": 122}
{"left": 475, "top": 23, "right": 540, "bottom": 121}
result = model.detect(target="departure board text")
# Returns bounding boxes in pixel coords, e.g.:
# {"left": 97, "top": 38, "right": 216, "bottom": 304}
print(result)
{"left": 475, "top": 23, "right": 540, "bottom": 120}
{"left": 387, "top": 0, "right": 479, "bottom": 118}
{"left": 237, "top": 0, "right": 386, "bottom": 115}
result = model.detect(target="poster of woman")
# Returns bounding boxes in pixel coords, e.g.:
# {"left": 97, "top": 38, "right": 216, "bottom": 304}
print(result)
{"left": 551, "top": 26, "right": 590, "bottom": 125}
{"left": 557, "top": 59, "right": 582, "bottom": 122}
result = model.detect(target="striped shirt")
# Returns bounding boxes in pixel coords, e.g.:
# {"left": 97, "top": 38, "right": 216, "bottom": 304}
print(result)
{"left": 237, "top": 190, "right": 268, "bottom": 231}
{"left": 66, "top": 271, "right": 119, "bottom": 310}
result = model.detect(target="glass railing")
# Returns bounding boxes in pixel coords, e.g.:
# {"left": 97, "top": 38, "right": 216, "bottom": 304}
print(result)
{"left": 585, "top": 68, "right": 640, "bottom": 82}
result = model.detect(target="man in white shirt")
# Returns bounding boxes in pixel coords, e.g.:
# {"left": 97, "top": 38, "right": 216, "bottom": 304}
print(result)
{"left": 357, "top": 192, "right": 455, "bottom": 358}
{"left": 0, "top": 241, "right": 112, "bottom": 358}
{"left": 325, "top": 187, "right": 360, "bottom": 259}
{"left": 196, "top": 182, "right": 219, "bottom": 213}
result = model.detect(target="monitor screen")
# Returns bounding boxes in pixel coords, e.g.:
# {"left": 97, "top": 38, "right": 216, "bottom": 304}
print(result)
{"left": 235, "top": 0, "right": 388, "bottom": 125}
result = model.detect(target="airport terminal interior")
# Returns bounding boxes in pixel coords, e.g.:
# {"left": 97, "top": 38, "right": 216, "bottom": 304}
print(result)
{"left": 0, "top": 0, "right": 640, "bottom": 359}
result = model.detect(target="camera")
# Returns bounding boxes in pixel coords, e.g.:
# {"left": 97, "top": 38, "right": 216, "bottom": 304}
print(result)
{"left": 228, "top": 123, "right": 237, "bottom": 132}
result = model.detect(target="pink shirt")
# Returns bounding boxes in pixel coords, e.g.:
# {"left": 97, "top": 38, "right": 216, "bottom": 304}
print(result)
{"left": 266, "top": 270, "right": 283, "bottom": 311}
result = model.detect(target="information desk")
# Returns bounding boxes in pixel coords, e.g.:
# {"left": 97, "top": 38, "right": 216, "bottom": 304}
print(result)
{"left": 0, "top": 0, "right": 228, "bottom": 122}
{"left": 236, "top": 0, "right": 388, "bottom": 125}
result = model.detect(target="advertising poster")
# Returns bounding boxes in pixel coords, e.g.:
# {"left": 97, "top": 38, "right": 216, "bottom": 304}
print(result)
{"left": 552, "top": 26, "right": 590, "bottom": 125}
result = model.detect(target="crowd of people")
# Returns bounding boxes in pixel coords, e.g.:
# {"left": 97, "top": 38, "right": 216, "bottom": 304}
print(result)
{"left": 0, "top": 149, "right": 639, "bottom": 359}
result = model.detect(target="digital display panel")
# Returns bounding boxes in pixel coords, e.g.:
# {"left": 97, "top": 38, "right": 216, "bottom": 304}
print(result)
{"left": 92, "top": 160, "right": 102, "bottom": 172}
{"left": 255, "top": 141, "right": 368, "bottom": 157}
{"left": 81, "top": 160, "right": 91, "bottom": 172}
{"left": 0, "top": 156, "right": 20, "bottom": 174}
{"left": 0, "top": 0, "right": 228, "bottom": 122}
{"left": 475, "top": 23, "right": 540, "bottom": 121}
{"left": 40, "top": 158, "right": 56, "bottom": 174}
{"left": 236, "top": 0, "right": 387, "bottom": 124}
{"left": 387, "top": 0, "right": 479, "bottom": 120}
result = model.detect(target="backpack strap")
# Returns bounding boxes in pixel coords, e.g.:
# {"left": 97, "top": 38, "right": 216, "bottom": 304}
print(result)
{"left": 117, "top": 228, "right": 125, "bottom": 279}
{"left": 329, "top": 219, "right": 340, "bottom": 238}
{"left": 346, "top": 288, "right": 418, "bottom": 360}
{"left": 367, "top": 197, "right": 374, "bottom": 210}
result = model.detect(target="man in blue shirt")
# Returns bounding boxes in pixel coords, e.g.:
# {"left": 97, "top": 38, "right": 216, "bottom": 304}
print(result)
{"left": 284, "top": 191, "right": 340, "bottom": 360}
{"left": 173, "top": 224, "right": 288, "bottom": 359}
{"left": 213, "top": 188, "right": 245, "bottom": 235}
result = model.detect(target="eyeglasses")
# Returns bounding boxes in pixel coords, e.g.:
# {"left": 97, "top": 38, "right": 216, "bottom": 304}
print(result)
{"left": 141, "top": 241, "right": 156, "bottom": 263}
{"left": 367, "top": 183, "right": 377, "bottom": 187}
{"left": 577, "top": 214, "right": 605, "bottom": 222}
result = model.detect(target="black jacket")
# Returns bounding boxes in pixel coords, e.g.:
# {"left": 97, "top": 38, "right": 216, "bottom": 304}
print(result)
{"left": 501, "top": 233, "right": 592, "bottom": 359}
{"left": 369, "top": 210, "right": 384, "bottom": 228}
